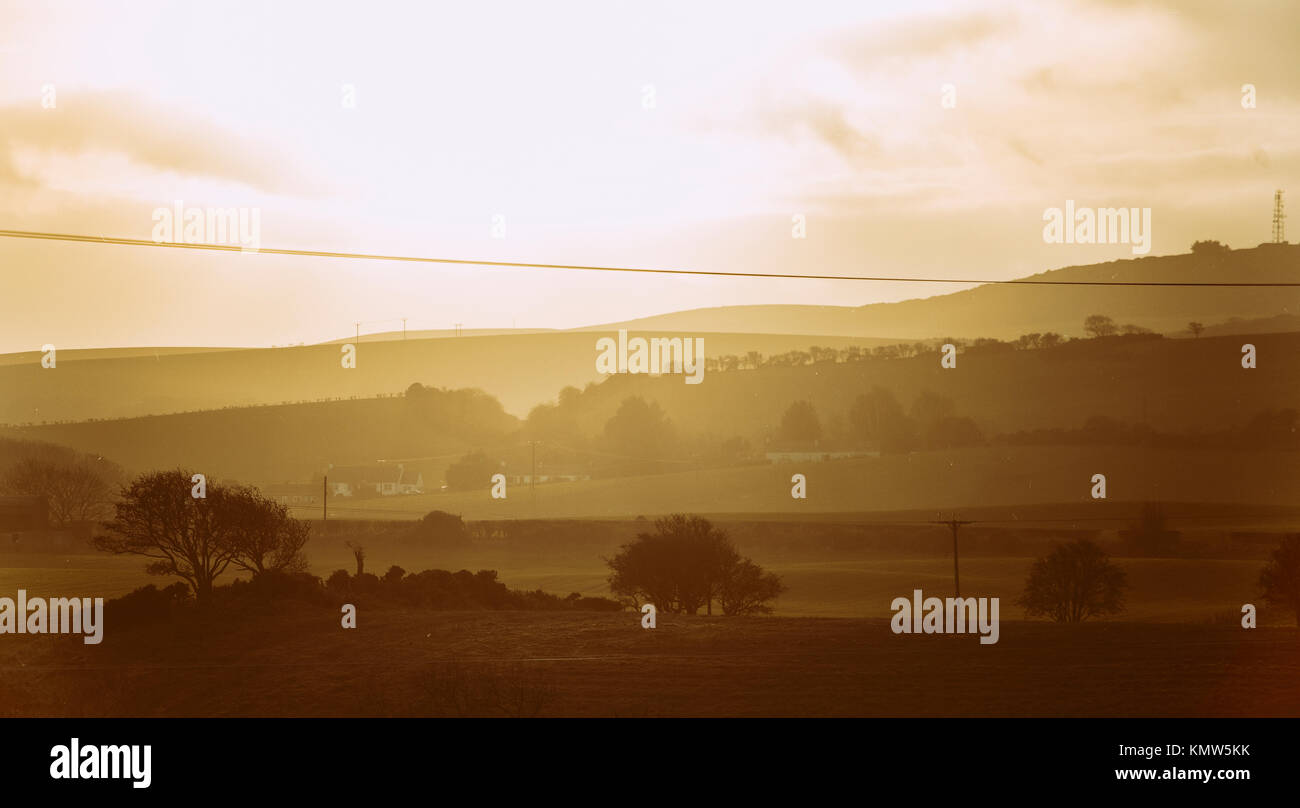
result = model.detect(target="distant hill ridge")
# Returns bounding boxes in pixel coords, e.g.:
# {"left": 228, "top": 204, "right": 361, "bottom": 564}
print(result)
{"left": 580, "top": 245, "right": 1299, "bottom": 339}
{"left": 0, "top": 245, "right": 1294, "bottom": 424}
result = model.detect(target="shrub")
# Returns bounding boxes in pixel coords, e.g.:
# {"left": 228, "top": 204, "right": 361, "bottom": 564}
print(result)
{"left": 1018, "top": 538, "right": 1127, "bottom": 622}
{"left": 104, "top": 583, "right": 191, "bottom": 629}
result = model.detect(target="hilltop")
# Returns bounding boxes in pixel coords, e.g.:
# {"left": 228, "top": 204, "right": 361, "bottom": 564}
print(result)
{"left": 583, "top": 244, "right": 1300, "bottom": 339}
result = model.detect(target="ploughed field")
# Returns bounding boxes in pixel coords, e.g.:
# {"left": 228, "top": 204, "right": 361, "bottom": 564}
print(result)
{"left": 2, "top": 609, "right": 1297, "bottom": 717}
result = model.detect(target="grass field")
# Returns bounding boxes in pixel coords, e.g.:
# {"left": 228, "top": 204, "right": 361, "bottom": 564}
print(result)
{"left": 3, "top": 609, "right": 1298, "bottom": 717}
{"left": 299, "top": 446, "right": 1300, "bottom": 521}
{"left": 472, "top": 556, "right": 1277, "bottom": 622}
{"left": 0, "top": 530, "right": 1287, "bottom": 624}
{"left": 0, "top": 554, "right": 152, "bottom": 602}
{"left": 3, "top": 506, "right": 1294, "bottom": 717}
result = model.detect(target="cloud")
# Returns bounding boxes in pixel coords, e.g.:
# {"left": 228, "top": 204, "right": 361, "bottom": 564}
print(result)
{"left": 831, "top": 9, "right": 1018, "bottom": 72}
{"left": 0, "top": 90, "right": 317, "bottom": 195}
{"left": 1076, "top": 0, "right": 1300, "bottom": 101}
{"left": 1005, "top": 137, "right": 1044, "bottom": 167}
{"left": 755, "top": 97, "right": 879, "bottom": 165}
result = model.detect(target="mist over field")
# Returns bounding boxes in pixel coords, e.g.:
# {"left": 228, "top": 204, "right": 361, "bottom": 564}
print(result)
{"left": 4, "top": 242, "right": 1299, "bottom": 717}
{"left": 2, "top": 0, "right": 1298, "bottom": 724}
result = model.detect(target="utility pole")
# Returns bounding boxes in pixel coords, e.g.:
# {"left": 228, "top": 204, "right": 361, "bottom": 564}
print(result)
{"left": 527, "top": 440, "right": 539, "bottom": 514}
{"left": 402, "top": 318, "right": 407, "bottom": 340}
{"left": 322, "top": 475, "right": 328, "bottom": 524}
{"left": 530, "top": 440, "right": 538, "bottom": 492}
{"left": 931, "top": 514, "right": 975, "bottom": 599}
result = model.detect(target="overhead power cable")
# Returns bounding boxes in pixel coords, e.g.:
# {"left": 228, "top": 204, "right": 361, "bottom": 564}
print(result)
{"left": 2, "top": 229, "right": 1298, "bottom": 287}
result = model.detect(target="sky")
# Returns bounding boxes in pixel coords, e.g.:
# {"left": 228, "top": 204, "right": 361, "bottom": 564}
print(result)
{"left": 0, "top": 0, "right": 1297, "bottom": 352}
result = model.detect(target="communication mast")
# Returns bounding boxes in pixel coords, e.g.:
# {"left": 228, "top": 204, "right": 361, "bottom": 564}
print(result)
{"left": 1272, "top": 189, "right": 1286, "bottom": 243}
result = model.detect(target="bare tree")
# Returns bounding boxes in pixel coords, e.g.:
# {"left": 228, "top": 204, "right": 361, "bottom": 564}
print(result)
{"left": 95, "top": 470, "right": 238, "bottom": 603}
{"left": 1083, "top": 314, "right": 1118, "bottom": 338}
{"left": 95, "top": 470, "right": 312, "bottom": 601}
{"left": 717, "top": 557, "right": 785, "bottom": 615}
{"left": 2, "top": 457, "right": 114, "bottom": 526}
{"left": 223, "top": 485, "right": 310, "bottom": 577}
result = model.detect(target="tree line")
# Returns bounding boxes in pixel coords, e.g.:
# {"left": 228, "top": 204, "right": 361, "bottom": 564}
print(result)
{"left": 702, "top": 316, "right": 1162, "bottom": 375}
{"left": 64, "top": 466, "right": 1300, "bottom": 629}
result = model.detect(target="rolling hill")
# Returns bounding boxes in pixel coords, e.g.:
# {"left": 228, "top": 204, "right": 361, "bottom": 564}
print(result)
{"left": 0, "top": 331, "right": 894, "bottom": 424}
{"left": 583, "top": 245, "right": 1299, "bottom": 338}
{"left": 526, "top": 330, "right": 1300, "bottom": 444}
{"left": 9, "top": 328, "right": 1298, "bottom": 485}
{"left": 11, "top": 387, "right": 515, "bottom": 483}
{"left": 2, "top": 245, "right": 1296, "bottom": 426}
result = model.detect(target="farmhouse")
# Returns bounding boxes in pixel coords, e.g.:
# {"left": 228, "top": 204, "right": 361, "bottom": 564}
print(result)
{"left": 326, "top": 464, "right": 424, "bottom": 497}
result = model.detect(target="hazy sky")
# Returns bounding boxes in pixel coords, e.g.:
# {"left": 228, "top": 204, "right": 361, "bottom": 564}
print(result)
{"left": 0, "top": 0, "right": 1297, "bottom": 352}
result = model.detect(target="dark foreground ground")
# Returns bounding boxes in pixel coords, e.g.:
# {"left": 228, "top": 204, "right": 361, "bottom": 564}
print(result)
{"left": 2, "top": 610, "right": 1297, "bottom": 717}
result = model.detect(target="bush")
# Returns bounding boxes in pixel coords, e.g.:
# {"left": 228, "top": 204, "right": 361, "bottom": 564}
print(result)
{"left": 606, "top": 514, "right": 784, "bottom": 615}
{"left": 1259, "top": 534, "right": 1300, "bottom": 626}
{"left": 413, "top": 510, "right": 469, "bottom": 544}
{"left": 326, "top": 569, "right": 351, "bottom": 593}
{"left": 217, "top": 571, "right": 330, "bottom": 612}
{"left": 1018, "top": 538, "right": 1127, "bottom": 622}
{"left": 104, "top": 583, "right": 191, "bottom": 629}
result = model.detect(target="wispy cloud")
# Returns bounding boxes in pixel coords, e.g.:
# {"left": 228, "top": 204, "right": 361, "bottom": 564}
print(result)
{"left": 0, "top": 90, "right": 317, "bottom": 195}
{"left": 830, "top": 9, "right": 1018, "bottom": 72}
{"left": 754, "top": 97, "right": 879, "bottom": 165}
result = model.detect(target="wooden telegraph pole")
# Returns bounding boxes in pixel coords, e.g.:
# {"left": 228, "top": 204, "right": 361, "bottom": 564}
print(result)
{"left": 528, "top": 440, "right": 539, "bottom": 515}
{"left": 931, "top": 514, "right": 975, "bottom": 599}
